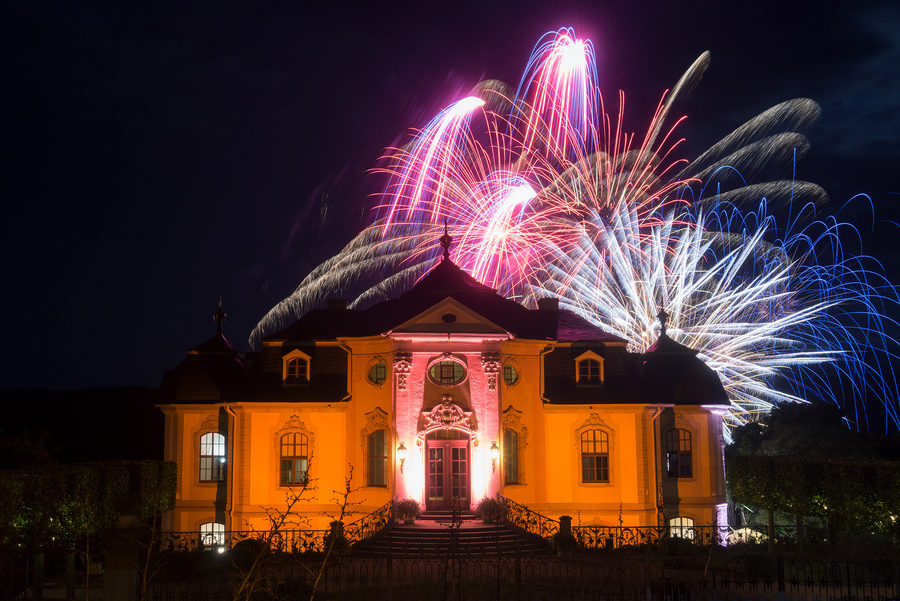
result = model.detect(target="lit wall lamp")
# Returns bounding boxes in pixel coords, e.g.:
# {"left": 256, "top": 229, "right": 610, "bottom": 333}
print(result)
{"left": 490, "top": 441, "right": 500, "bottom": 473}
{"left": 397, "top": 442, "right": 407, "bottom": 473}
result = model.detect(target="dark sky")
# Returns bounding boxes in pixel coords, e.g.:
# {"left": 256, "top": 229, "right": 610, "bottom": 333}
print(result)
{"left": 2, "top": 0, "right": 899, "bottom": 391}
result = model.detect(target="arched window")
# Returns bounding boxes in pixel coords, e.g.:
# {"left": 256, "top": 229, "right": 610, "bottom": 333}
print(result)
{"left": 286, "top": 357, "right": 308, "bottom": 383}
{"left": 669, "top": 516, "right": 695, "bottom": 539}
{"left": 503, "top": 429, "right": 519, "bottom": 484}
{"left": 368, "top": 429, "right": 387, "bottom": 486}
{"left": 199, "top": 432, "right": 226, "bottom": 482}
{"left": 580, "top": 430, "right": 609, "bottom": 482}
{"left": 200, "top": 522, "right": 225, "bottom": 548}
{"left": 666, "top": 429, "right": 692, "bottom": 478}
{"left": 280, "top": 432, "right": 309, "bottom": 485}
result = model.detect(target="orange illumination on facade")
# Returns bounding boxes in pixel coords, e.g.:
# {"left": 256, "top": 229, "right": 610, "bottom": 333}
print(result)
{"left": 159, "top": 254, "right": 728, "bottom": 534}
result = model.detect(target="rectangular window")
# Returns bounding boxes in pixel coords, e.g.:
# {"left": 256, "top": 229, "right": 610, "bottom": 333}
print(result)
{"left": 581, "top": 454, "right": 609, "bottom": 482}
{"left": 666, "top": 429, "right": 692, "bottom": 478}
{"left": 368, "top": 429, "right": 387, "bottom": 486}
{"left": 503, "top": 429, "right": 519, "bottom": 484}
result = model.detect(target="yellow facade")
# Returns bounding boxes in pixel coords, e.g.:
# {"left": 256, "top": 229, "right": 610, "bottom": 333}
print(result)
{"left": 160, "top": 258, "right": 728, "bottom": 535}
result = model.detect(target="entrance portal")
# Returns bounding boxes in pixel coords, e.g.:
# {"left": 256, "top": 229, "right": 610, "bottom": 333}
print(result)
{"left": 424, "top": 430, "right": 469, "bottom": 511}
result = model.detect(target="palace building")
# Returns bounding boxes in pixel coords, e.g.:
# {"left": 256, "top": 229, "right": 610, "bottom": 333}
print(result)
{"left": 159, "top": 234, "right": 729, "bottom": 537}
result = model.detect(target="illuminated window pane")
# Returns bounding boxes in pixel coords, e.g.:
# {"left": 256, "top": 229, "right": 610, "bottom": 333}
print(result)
{"left": 669, "top": 516, "right": 695, "bottom": 539}
{"left": 200, "top": 522, "right": 225, "bottom": 548}
{"left": 199, "top": 432, "right": 226, "bottom": 483}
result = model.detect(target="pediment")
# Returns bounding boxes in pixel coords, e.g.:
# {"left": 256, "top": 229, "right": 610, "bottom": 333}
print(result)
{"left": 390, "top": 297, "right": 510, "bottom": 336}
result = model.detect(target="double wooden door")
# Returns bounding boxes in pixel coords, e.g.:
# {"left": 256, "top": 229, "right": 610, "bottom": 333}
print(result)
{"left": 425, "top": 439, "right": 469, "bottom": 510}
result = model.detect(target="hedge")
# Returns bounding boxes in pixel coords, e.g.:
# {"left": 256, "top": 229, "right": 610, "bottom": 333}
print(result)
{"left": 727, "top": 454, "right": 900, "bottom": 535}
{"left": 0, "top": 460, "right": 176, "bottom": 550}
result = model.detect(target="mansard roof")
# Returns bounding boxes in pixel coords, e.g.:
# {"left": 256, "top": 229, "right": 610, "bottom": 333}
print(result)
{"left": 266, "top": 257, "right": 625, "bottom": 344}
{"left": 641, "top": 333, "right": 730, "bottom": 405}
{"left": 161, "top": 330, "right": 245, "bottom": 403}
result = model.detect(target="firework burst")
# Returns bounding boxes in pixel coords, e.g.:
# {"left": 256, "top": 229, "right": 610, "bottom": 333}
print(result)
{"left": 252, "top": 28, "right": 899, "bottom": 431}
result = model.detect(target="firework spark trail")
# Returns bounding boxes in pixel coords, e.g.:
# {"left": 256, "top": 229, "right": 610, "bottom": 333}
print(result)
{"left": 251, "top": 28, "right": 900, "bottom": 432}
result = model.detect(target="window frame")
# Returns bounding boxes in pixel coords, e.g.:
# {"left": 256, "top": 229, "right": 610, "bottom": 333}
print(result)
{"left": 580, "top": 429, "right": 610, "bottom": 483}
{"left": 503, "top": 428, "right": 519, "bottom": 484}
{"left": 368, "top": 362, "right": 387, "bottom": 386}
{"left": 666, "top": 429, "right": 693, "bottom": 479}
{"left": 280, "top": 432, "right": 309, "bottom": 487}
{"left": 574, "top": 351, "right": 604, "bottom": 386}
{"left": 199, "top": 522, "right": 226, "bottom": 549}
{"left": 668, "top": 516, "right": 695, "bottom": 539}
{"left": 367, "top": 429, "right": 388, "bottom": 487}
{"left": 281, "top": 349, "right": 312, "bottom": 385}
{"left": 199, "top": 432, "right": 226, "bottom": 483}
{"left": 427, "top": 356, "right": 468, "bottom": 387}
{"left": 502, "top": 363, "right": 519, "bottom": 387}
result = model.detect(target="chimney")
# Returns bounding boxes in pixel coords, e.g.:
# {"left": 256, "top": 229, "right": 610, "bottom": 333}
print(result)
{"left": 538, "top": 298, "right": 559, "bottom": 311}
{"left": 328, "top": 299, "right": 348, "bottom": 311}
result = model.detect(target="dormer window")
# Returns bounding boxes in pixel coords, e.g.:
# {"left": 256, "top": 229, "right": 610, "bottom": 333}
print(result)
{"left": 282, "top": 350, "right": 311, "bottom": 385}
{"left": 574, "top": 351, "right": 604, "bottom": 386}
{"left": 287, "top": 358, "right": 307, "bottom": 381}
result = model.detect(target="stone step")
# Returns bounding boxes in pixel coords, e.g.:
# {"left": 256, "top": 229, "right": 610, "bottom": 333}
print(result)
{"left": 355, "top": 518, "right": 553, "bottom": 557}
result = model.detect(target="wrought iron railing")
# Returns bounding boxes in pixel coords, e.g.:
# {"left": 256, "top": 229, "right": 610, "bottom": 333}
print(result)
{"left": 344, "top": 497, "right": 395, "bottom": 544}
{"left": 499, "top": 495, "right": 560, "bottom": 539}
{"left": 160, "top": 500, "right": 395, "bottom": 553}
{"left": 160, "top": 528, "right": 328, "bottom": 553}
{"left": 573, "top": 524, "right": 726, "bottom": 548}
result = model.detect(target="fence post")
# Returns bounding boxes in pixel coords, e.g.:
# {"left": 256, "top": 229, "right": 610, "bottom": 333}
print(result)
{"left": 514, "top": 542, "right": 521, "bottom": 601}
{"left": 767, "top": 509, "right": 776, "bottom": 556}
{"left": 559, "top": 516, "right": 572, "bottom": 535}
{"left": 33, "top": 552, "right": 43, "bottom": 601}
{"left": 386, "top": 554, "right": 393, "bottom": 601}
{"left": 66, "top": 553, "right": 76, "bottom": 599}
{"left": 776, "top": 555, "right": 785, "bottom": 599}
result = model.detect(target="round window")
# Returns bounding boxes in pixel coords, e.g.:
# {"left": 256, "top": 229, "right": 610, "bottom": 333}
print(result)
{"left": 368, "top": 362, "right": 387, "bottom": 385}
{"left": 503, "top": 363, "right": 518, "bottom": 386}
{"left": 428, "top": 359, "right": 466, "bottom": 385}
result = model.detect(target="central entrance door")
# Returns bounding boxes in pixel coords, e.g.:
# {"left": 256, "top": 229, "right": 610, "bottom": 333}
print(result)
{"left": 425, "top": 430, "right": 469, "bottom": 511}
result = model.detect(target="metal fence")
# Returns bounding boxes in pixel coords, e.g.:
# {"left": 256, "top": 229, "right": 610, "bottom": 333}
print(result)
{"left": 159, "top": 498, "right": 397, "bottom": 554}
{"left": 143, "top": 552, "right": 900, "bottom": 601}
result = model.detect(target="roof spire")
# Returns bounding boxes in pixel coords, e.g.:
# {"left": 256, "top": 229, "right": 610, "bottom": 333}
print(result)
{"left": 213, "top": 297, "right": 227, "bottom": 334}
{"left": 439, "top": 218, "right": 453, "bottom": 261}
{"left": 657, "top": 307, "right": 669, "bottom": 338}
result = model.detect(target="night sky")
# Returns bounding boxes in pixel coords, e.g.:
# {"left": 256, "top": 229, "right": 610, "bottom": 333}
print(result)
{"left": 2, "top": 0, "right": 899, "bottom": 395}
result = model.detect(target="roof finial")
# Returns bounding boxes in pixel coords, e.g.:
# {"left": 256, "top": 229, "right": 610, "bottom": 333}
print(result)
{"left": 213, "top": 296, "right": 226, "bottom": 334}
{"left": 439, "top": 218, "right": 452, "bottom": 261}
{"left": 657, "top": 307, "right": 669, "bottom": 338}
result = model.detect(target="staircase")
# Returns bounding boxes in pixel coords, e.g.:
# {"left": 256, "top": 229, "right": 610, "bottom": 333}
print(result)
{"left": 355, "top": 510, "right": 552, "bottom": 557}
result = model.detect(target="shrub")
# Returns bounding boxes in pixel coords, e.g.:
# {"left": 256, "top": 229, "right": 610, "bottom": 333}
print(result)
{"left": 396, "top": 498, "right": 421, "bottom": 520}
{"left": 475, "top": 495, "right": 505, "bottom": 522}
